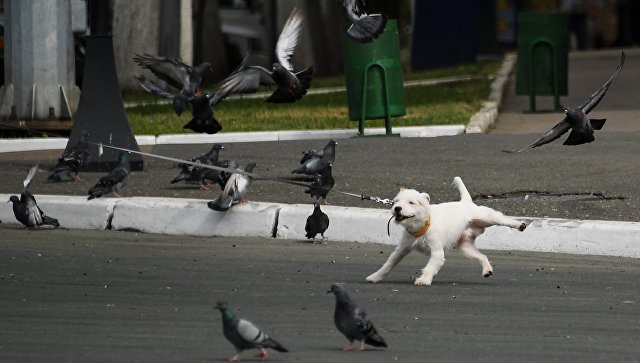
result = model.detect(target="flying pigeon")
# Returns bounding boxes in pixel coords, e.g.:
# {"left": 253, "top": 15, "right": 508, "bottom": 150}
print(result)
{"left": 336, "top": 0, "right": 388, "bottom": 43}
{"left": 208, "top": 162, "right": 256, "bottom": 211}
{"left": 504, "top": 51, "right": 625, "bottom": 153}
{"left": 133, "top": 54, "right": 212, "bottom": 116}
{"left": 211, "top": 8, "right": 313, "bottom": 104}
{"left": 305, "top": 166, "right": 334, "bottom": 204}
{"left": 293, "top": 140, "right": 337, "bottom": 176}
{"left": 47, "top": 130, "right": 90, "bottom": 182}
{"left": 9, "top": 165, "right": 59, "bottom": 228}
{"left": 87, "top": 153, "right": 131, "bottom": 200}
{"left": 215, "top": 301, "right": 288, "bottom": 361}
{"left": 328, "top": 283, "right": 387, "bottom": 351}
{"left": 170, "top": 144, "right": 224, "bottom": 189}
{"left": 305, "top": 203, "right": 330, "bottom": 242}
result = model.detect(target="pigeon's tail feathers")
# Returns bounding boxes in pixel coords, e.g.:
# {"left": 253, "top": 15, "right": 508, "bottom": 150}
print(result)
{"left": 23, "top": 164, "right": 39, "bottom": 190}
{"left": 208, "top": 195, "right": 235, "bottom": 211}
{"left": 183, "top": 117, "right": 223, "bottom": 134}
{"left": 46, "top": 170, "right": 64, "bottom": 183}
{"left": 364, "top": 332, "right": 387, "bottom": 348}
{"left": 173, "top": 97, "right": 187, "bottom": 116}
{"left": 42, "top": 215, "right": 60, "bottom": 228}
{"left": 590, "top": 118, "right": 607, "bottom": 130}
{"left": 291, "top": 166, "right": 305, "bottom": 174}
{"left": 295, "top": 66, "right": 314, "bottom": 94}
{"left": 262, "top": 337, "right": 288, "bottom": 353}
{"left": 170, "top": 173, "right": 190, "bottom": 184}
{"left": 451, "top": 177, "right": 472, "bottom": 203}
{"left": 563, "top": 130, "right": 594, "bottom": 145}
{"left": 87, "top": 186, "right": 109, "bottom": 200}
{"left": 347, "top": 14, "right": 388, "bottom": 43}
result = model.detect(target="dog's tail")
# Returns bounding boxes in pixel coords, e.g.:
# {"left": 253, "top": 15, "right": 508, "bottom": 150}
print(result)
{"left": 452, "top": 177, "right": 472, "bottom": 203}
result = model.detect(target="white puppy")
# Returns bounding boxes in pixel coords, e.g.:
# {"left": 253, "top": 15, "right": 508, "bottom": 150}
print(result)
{"left": 366, "top": 177, "right": 527, "bottom": 286}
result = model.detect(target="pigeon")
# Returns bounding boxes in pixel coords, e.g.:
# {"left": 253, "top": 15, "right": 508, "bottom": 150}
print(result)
{"left": 305, "top": 203, "right": 330, "bottom": 242}
{"left": 328, "top": 283, "right": 387, "bottom": 351}
{"left": 47, "top": 130, "right": 90, "bottom": 182}
{"left": 215, "top": 301, "right": 288, "bottom": 361}
{"left": 305, "top": 166, "right": 334, "bottom": 204}
{"left": 293, "top": 140, "right": 337, "bottom": 176}
{"left": 211, "top": 8, "right": 313, "bottom": 104}
{"left": 87, "top": 153, "right": 130, "bottom": 200}
{"left": 336, "top": 0, "right": 388, "bottom": 43}
{"left": 9, "top": 165, "right": 59, "bottom": 228}
{"left": 202, "top": 159, "right": 239, "bottom": 190}
{"left": 170, "top": 144, "right": 224, "bottom": 189}
{"left": 208, "top": 162, "right": 256, "bottom": 211}
{"left": 504, "top": 51, "right": 625, "bottom": 153}
{"left": 133, "top": 54, "right": 212, "bottom": 116}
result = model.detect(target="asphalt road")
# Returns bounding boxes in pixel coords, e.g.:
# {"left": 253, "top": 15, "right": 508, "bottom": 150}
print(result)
{"left": 1, "top": 131, "right": 640, "bottom": 222}
{"left": 1, "top": 227, "right": 639, "bottom": 362}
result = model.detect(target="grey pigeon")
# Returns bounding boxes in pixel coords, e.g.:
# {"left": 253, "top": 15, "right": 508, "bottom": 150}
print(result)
{"left": 215, "top": 301, "right": 288, "bottom": 361}
{"left": 47, "top": 130, "right": 90, "bottom": 182}
{"left": 87, "top": 153, "right": 130, "bottom": 200}
{"left": 170, "top": 144, "right": 224, "bottom": 189}
{"left": 211, "top": 8, "right": 313, "bottom": 104}
{"left": 336, "top": 0, "right": 388, "bottom": 43}
{"left": 305, "top": 203, "right": 330, "bottom": 242}
{"left": 208, "top": 162, "right": 256, "bottom": 211}
{"left": 133, "top": 54, "right": 212, "bottom": 116}
{"left": 293, "top": 140, "right": 337, "bottom": 176}
{"left": 505, "top": 51, "right": 625, "bottom": 153}
{"left": 9, "top": 165, "right": 59, "bottom": 228}
{"left": 328, "top": 283, "right": 387, "bottom": 351}
{"left": 305, "top": 165, "right": 334, "bottom": 203}
{"left": 202, "top": 159, "right": 239, "bottom": 190}
{"left": 135, "top": 75, "right": 222, "bottom": 134}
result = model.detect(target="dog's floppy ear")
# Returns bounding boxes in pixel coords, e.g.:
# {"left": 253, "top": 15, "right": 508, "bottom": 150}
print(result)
{"left": 420, "top": 192, "right": 431, "bottom": 204}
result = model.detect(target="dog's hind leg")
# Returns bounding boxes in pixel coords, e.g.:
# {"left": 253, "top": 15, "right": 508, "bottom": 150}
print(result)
{"left": 366, "top": 242, "right": 411, "bottom": 283}
{"left": 472, "top": 206, "right": 527, "bottom": 231}
{"left": 459, "top": 232, "right": 493, "bottom": 278}
{"left": 415, "top": 248, "right": 445, "bottom": 286}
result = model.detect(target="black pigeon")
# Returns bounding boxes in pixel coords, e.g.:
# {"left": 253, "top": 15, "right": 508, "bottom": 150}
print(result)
{"left": 505, "top": 51, "right": 625, "bottom": 153}
{"left": 336, "top": 0, "right": 388, "bottom": 43}
{"left": 293, "top": 140, "right": 337, "bottom": 176}
{"left": 208, "top": 162, "right": 256, "bottom": 211}
{"left": 305, "top": 203, "right": 330, "bottom": 242}
{"left": 215, "top": 301, "right": 288, "bottom": 361}
{"left": 87, "top": 153, "right": 130, "bottom": 200}
{"left": 170, "top": 144, "right": 224, "bottom": 189}
{"left": 305, "top": 166, "right": 334, "bottom": 204}
{"left": 328, "top": 283, "right": 387, "bottom": 351}
{"left": 47, "top": 130, "right": 90, "bottom": 182}
{"left": 133, "top": 54, "right": 212, "bottom": 116}
{"left": 9, "top": 165, "right": 59, "bottom": 228}
{"left": 211, "top": 8, "right": 313, "bottom": 104}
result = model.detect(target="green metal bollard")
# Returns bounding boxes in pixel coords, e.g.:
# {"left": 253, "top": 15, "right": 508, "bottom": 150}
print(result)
{"left": 342, "top": 19, "right": 406, "bottom": 136}
{"left": 515, "top": 12, "right": 569, "bottom": 113}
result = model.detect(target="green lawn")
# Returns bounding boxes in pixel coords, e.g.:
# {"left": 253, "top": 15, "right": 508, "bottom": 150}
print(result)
{"left": 124, "top": 60, "right": 501, "bottom": 135}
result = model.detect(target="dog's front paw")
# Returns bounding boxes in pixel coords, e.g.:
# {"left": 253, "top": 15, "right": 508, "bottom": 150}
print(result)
{"left": 414, "top": 276, "right": 433, "bottom": 286}
{"left": 366, "top": 273, "right": 382, "bottom": 283}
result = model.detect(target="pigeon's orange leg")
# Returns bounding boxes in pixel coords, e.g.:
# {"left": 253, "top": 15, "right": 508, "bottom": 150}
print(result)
{"left": 343, "top": 343, "right": 353, "bottom": 351}
{"left": 255, "top": 348, "right": 268, "bottom": 360}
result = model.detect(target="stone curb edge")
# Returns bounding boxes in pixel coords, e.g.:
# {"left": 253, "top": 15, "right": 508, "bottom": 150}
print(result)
{"left": 1, "top": 194, "right": 638, "bottom": 259}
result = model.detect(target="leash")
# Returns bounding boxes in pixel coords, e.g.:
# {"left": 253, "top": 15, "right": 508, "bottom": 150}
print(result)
{"left": 0, "top": 122, "right": 395, "bottom": 206}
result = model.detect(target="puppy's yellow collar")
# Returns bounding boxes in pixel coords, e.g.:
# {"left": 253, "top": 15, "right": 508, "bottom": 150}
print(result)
{"left": 410, "top": 217, "right": 431, "bottom": 237}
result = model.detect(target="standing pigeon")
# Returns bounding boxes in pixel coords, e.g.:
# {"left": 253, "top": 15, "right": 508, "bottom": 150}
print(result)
{"left": 170, "top": 144, "right": 224, "bottom": 189}
{"left": 47, "top": 130, "right": 90, "bottom": 182}
{"left": 336, "top": 0, "right": 388, "bottom": 43}
{"left": 208, "top": 162, "right": 256, "bottom": 211}
{"left": 9, "top": 165, "right": 59, "bottom": 228}
{"left": 305, "top": 166, "right": 334, "bottom": 204}
{"left": 133, "top": 54, "right": 212, "bottom": 116}
{"left": 87, "top": 153, "right": 130, "bottom": 200}
{"left": 215, "top": 301, "right": 288, "bottom": 361}
{"left": 305, "top": 203, "right": 330, "bottom": 242}
{"left": 211, "top": 8, "right": 313, "bottom": 104}
{"left": 328, "top": 283, "right": 387, "bottom": 351}
{"left": 504, "top": 51, "right": 625, "bottom": 153}
{"left": 293, "top": 140, "right": 337, "bottom": 176}
{"left": 202, "top": 159, "right": 239, "bottom": 190}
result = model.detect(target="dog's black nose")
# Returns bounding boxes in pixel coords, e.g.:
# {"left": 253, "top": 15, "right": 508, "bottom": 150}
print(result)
{"left": 394, "top": 206, "right": 402, "bottom": 213}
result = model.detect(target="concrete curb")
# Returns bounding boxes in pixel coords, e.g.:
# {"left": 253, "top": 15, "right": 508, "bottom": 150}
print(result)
{"left": 465, "top": 53, "right": 516, "bottom": 134}
{"left": 1, "top": 194, "right": 638, "bottom": 258}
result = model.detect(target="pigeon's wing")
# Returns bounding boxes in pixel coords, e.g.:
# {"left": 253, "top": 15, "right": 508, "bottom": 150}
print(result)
{"left": 343, "top": 0, "right": 367, "bottom": 17}
{"left": 96, "top": 166, "right": 128, "bottom": 188}
{"left": 22, "top": 192, "right": 43, "bottom": 226}
{"left": 579, "top": 51, "right": 625, "bottom": 114}
{"left": 503, "top": 118, "right": 572, "bottom": 153}
{"left": 209, "top": 66, "right": 269, "bottom": 105}
{"left": 133, "top": 53, "right": 191, "bottom": 90}
{"left": 135, "top": 75, "right": 179, "bottom": 99}
{"left": 276, "top": 8, "right": 304, "bottom": 71}
{"left": 235, "top": 319, "right": 265, "bottom": 345}
{"left": 23, "top": 164, "right": 38, "bottom": 191}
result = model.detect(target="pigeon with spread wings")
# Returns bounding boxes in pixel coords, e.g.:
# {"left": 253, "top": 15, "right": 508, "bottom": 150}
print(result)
{"left": 336, "top": 0, "right": 388, "bottom": 43}
{"left": 504, "top": 51, "right": 625, "bottom": 153}
{"left": 211, "top": 8, "right": 313, "bottom": 104}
